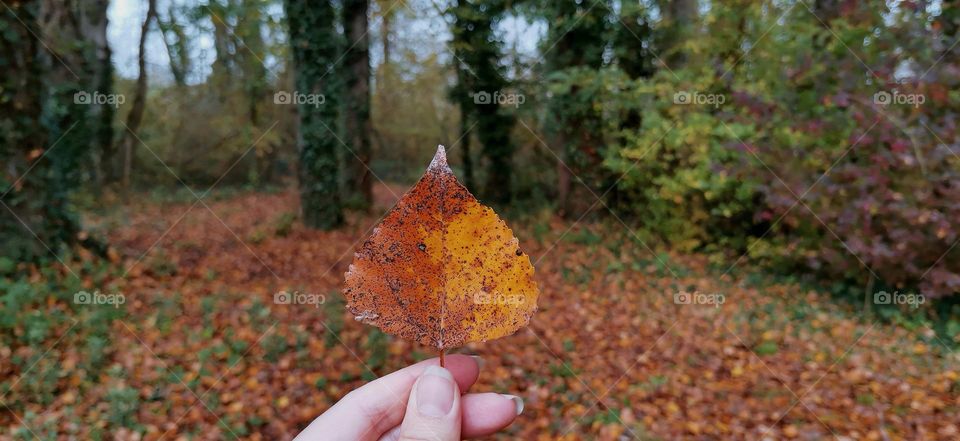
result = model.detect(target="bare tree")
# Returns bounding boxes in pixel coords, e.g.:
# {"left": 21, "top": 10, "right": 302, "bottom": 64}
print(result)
{"left": 121, "top": 0, "right": 158, "bottom": 189}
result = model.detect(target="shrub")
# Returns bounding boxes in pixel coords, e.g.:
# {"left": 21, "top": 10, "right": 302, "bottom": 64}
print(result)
{"left": 606, "top": 1, "right": 960, "bottom": 300}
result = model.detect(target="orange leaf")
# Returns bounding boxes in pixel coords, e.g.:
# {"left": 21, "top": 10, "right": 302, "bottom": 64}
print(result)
{"left": 343, "top": 145, "right": 540, "bottom": 349}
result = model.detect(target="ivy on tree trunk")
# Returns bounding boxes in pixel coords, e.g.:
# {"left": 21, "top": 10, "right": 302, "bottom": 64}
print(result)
{"left": 286, "top": 0, "right": 344, "bottom": 229}
{"left": 449, "top": 0, "right": 515, "bottom": 205}
{"left": 1, "top": 0, "right": 112, "bottom": 265}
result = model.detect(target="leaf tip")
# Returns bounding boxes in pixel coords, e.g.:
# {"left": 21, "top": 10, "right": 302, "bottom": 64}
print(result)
{"left": 428, "top": 144, "right": 452, "bottom": 173}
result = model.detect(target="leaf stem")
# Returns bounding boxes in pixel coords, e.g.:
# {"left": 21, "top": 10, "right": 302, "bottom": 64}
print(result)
{"left": 439, "top": 349, "right": 445, "bottom": 368}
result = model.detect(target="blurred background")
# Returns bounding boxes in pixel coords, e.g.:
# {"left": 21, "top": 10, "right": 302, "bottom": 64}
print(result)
{"left": 1, "top": 0, "right": 959, "bottom": 439}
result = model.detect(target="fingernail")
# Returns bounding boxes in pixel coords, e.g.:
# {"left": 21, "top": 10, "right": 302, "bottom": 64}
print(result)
{"left": 416, "top": 365, "right": 455, "bottom": 417}
{"left": 500, "top": 394, "right": 524, "bottom": 415}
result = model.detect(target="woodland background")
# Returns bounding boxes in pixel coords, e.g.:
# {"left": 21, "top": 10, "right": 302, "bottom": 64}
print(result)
{"left": 1, "top": 0, "right": 959, "bottom": 439}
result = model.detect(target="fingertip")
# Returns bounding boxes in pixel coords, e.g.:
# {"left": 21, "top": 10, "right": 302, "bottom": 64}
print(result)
{"left": 441, "top": 353, "right": 481, "bottom": 370}
{"left": 461, "top": 392, "right": 522, "bottom": 438}
{"left": 431, "top": 354, "right": 480, "bottom": 392}
{"left": 397, "top": 364, "right": 462, "bottom": 440}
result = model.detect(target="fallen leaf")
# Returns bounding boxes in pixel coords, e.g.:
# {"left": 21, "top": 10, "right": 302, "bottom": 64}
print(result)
{"left": 783, "top": 424, "right": 798, "bottom": 438}
{"left": 731, "top": 364, "right": 744, "bottom": 377}
{"left": 343, "top": 145, "right": 540, "bottom": 349}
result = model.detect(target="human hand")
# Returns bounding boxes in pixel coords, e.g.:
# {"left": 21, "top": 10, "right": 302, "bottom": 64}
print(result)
{"left": 294, "top": 355, "right": 523, "bottom": 441}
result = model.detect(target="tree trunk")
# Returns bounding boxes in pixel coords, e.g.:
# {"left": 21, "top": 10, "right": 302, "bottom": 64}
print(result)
{"left": 2, "top": 0, "right": 107, "bottom": 263}
{"left": 77, "top": 0, "right": 115, "bottom": 186}
{"left": 159, "top": 4, "right": 190, "bottom": 87}
{"left": 158, "top": 4, "right": 190, "bottom": 176}
{"left": 544, "top": 1, "right": 610, "bottom": 217}
{"left": 660, "top": 0, "right": 698, "bottom": 67}
{"left": 344, "top": 0, "right": 373, "bottom": 210}
{"left": 237, "top": 0, "right": 268, "bottom": 183}
{"left": 286, "top": 0, "right": 343, "bottom": 229}
{"left": 209, "top": 0, "right": 233, "bottom": 99}
{"left": 1, "top": 1, "right": 46, "bottom": 263}
{"left": 556, "top": 135, "right": 571, "bottom": 216}
{"left": 451, "top": 0, "right": 473, "bottom": 192}
{"left": 460, "top": 116, "right": 474, "bottom": 191}
{"left": 450, "top": 0, "right": 514, "bottom": 204}
{"left": 122, "top": 0, "right": 157, "bottom": 190}
{"left": 381, "top": 5, "right": 391, "bottom": 67}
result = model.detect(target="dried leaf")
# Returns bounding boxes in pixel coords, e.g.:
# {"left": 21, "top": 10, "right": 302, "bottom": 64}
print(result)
{"left": 343, "top": 145, "right": 540, "bottom": 349}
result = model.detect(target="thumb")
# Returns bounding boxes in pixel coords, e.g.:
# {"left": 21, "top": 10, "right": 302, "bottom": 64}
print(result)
{"left": 397, "top": 365, "right": 461, "bottom": 441}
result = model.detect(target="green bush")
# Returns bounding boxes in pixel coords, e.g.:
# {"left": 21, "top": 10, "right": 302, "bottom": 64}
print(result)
{"left": 604, "top": 1, "right": 960, "bottom": 301}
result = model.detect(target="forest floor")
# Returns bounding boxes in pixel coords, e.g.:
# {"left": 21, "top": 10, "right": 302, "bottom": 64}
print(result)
{"left": 3, "top": 186, "right": 958, "bottom": 440}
